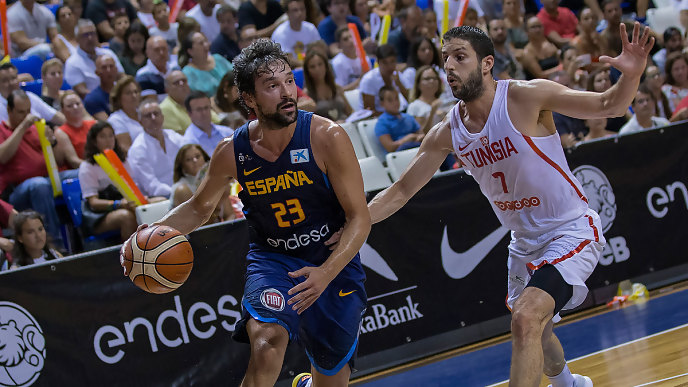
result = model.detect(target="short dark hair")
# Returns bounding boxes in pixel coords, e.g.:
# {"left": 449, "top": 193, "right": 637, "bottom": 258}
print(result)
{"left": 634, "top": 82, "right": 655, "bottom": 105}
{"left": 7, "top": 90, "right": 29, "bottom": 111}
{"left": 0, "top": 62, "right": 17, "bottom": 73}
{"left": 559, "top": 45, "right": 576, "bottom": 61}
{"left": 184, "top": 90, "right": 210, "bottom": 111}
{"left": 443, "top": 26, "right": 495, "bottom": 64}
{"left": 378, "top": 85, "right": 396, "bottom": 101}
{"left": 335, "top": 24, "right": 350, "bottom": 43}
{"left": 281, "top": 0, "right": 304, "bottom": 11}
{"left": 601, "top": 0, "right": 618, "bottom": 9}
{"left": 663, "top": 26, "right": 682, "bottom": 43}
{"left": 232, "top": 39, "right": 290, "bottom": 113}
{"left": 216, "top": 4, "right": 237, "bottom": 19}
{"left": 376, "top": 43, "right": 397, "bottom": 60}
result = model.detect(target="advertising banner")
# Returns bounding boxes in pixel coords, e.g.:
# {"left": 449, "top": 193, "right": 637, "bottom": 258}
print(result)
{"left": 0, "top": 125, "right": 686, "bottom": 385}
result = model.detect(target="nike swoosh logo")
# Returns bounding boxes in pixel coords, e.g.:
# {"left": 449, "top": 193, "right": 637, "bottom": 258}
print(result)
{"left": 441, "top": 226, "right": 509, "bottom": 279}
{"left": 457, "top": 143, "right": 472, "bottom": 151}
{"left": 360, "top": 242, "right": 399, "bottom": 281}
{"left": 339, "top": 290, "right": 356, "bottom": 297}
{"left": 243, "top": 166, "right": 261, "bottom": 176}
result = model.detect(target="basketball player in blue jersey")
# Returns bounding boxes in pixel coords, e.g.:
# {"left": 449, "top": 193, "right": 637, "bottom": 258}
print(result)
{"left": 121, "top": 39, "right": 370, "bottom": 387}
{"left": 363, "top": 23, "right": 653, "bottom": 387}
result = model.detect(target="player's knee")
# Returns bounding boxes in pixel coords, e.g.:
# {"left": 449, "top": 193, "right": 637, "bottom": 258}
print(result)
{"left": 511, "top": 309, "right": 546, "bottom": 341}
{"left": 250, "top": 326, "right": 288, "bottom": 362}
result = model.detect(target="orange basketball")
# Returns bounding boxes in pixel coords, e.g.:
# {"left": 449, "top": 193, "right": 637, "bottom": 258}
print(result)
{"left": 122, "top": 225, "right": 194, "bottom": 294}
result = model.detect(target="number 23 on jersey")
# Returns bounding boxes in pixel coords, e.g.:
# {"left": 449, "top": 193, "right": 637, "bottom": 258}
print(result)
{"left": 271, "top": 199, "right": 306, "bottom": 227}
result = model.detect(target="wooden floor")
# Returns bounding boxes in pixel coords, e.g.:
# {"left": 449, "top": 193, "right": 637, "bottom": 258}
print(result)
{"left": 490, "top": 324, "right": 688, "bottom": 387}
{"left": 356, "top": 282, "right": 688, "bottom": 387}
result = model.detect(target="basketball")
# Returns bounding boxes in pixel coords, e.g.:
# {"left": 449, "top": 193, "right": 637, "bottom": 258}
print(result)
{"left": 122, "top": 225, "right": 194, "bottom": 294}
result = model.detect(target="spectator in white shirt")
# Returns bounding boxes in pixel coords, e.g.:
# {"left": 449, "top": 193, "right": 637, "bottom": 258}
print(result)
{"left": 65, "top": 19, "right": 124, "bottom": 98}
{"left": 331, "top": 25, "right": 369, "bottom": 91}
{"left": 359, "top": 44, "right": 409, "bottom": 115}
{"left": 107, "top": 76, "right": 144, "bottom": 152}
{"left": 5, "top": 0, "right": 57, "bottom": 59}
{"left": 149, "top": 0, "right": 179, "bottom": 50}
{"left": 0, "top": 63, "right": 65, "bottom": 126}
{"left": 182, "top": 91, "right": 234, "bottom": 156}
{"left": 128, "top": 100, "right": 186, "bottom": 198}
{"left": 620, "top": 84, "right": 670, "bottom": 135}
{"left": 271, "top": 0, "right": 322, "bottom": 66}
{"left": 7, "top": 0, "right": 58, "bottom": 59}
{"left": 187, "top": 0, "right": 221, "bottom": 42}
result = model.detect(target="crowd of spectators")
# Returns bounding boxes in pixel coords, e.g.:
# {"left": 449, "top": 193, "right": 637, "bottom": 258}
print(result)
{"left": 1, "top": 0, "right": 687, "bottom": 270}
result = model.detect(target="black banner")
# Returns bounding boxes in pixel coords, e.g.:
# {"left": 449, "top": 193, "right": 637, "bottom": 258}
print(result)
{"left": 0, "top": 125, "right": 686, "bottom": 386}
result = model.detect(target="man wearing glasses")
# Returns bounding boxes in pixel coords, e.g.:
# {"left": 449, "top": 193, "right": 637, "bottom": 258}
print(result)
{"left": 128, "top": 100, "right": 186, "bottom": 198}
{"left": 160, "top": 70, "right": 223, "bottom": 133}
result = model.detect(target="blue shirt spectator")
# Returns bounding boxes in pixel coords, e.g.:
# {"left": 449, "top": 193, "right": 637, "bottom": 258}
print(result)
{"left": 84, "top": 86, "right": 111, "bottom": 118}
{"left": 318, "top": 15, "right": 366, "bottom": 45}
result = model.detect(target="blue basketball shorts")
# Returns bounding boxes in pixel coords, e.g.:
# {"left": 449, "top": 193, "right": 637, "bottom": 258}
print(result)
{"left": 233, "top": 250, "right": 367, "bottom": 376}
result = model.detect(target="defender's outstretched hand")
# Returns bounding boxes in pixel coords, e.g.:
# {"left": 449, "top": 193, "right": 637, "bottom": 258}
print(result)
{"left": 599, "top": 22, "right": 655, "bottom": 79}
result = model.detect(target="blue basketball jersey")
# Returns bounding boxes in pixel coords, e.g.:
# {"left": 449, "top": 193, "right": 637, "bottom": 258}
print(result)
{"left": 233, "top": 110, "right": 347, "bottom": 265}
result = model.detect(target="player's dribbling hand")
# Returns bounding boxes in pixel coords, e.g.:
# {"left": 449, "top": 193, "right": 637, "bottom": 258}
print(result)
{"left": 119, "top": 223, "right": 149, "bottom": 276}
{"left": 287, "top": 266, "right": 333, "bottom": 314}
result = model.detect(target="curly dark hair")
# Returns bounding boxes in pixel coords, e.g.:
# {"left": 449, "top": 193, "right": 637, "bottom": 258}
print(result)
{"left": 83, "top": 121, "right": 127, "bottom": 164}
{"left": 232, "top": 39, "right": 291, "bottom": 114}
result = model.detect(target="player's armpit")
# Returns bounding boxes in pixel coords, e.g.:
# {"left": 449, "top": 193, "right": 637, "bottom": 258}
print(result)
{"left": 368, "top": 119, "right": 452, "bottom": 224}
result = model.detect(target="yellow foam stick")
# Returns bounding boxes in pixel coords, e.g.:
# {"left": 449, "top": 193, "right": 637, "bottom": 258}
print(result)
{"left": 442, "top": 0, "right": 450, "bottom": 36}
{"left": 36, "top": 119, "right": 62, "bottom": 196}
{"left": 94, "top": 154, "right": 140, "bottom": 205}
{"left": 378, "top": 15, "right": 391, "bottom": 45}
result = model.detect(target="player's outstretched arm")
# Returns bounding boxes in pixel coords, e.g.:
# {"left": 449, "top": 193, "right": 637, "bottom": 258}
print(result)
{"left": 368, "top": 117, "right": 453, "bottom": 224}
{"left": 522, "top": 22, "right": 654, "bottom": 120}
{"left": 155, "top": 139, "right": 238, "bottom": 235}
{"left": 287, "top": 119, "right": 371, "bottom": 314}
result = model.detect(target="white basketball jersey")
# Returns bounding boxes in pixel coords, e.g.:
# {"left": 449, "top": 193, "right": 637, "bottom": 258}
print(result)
{"left": 450, "top": 80, "right": 589, "bottom": 238}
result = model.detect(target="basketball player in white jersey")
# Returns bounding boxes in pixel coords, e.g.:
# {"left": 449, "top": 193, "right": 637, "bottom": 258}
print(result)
{"left": 367, "top": 23, "right": 654, "bottom": 386}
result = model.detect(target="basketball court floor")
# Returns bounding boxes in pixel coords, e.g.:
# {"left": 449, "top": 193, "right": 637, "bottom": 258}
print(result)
{"left": 352, "top": 282, "right": 688, "bottom": 387}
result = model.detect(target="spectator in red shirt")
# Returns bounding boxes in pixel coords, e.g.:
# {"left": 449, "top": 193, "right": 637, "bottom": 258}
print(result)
{"left": 536, "top": 0, "right": 578, "bottom": 47}
{"left": 58, "top": 91, "right": 96, "bottom": 159}
{"left": 0, "top": 90, "right": 79, "bottom": 247}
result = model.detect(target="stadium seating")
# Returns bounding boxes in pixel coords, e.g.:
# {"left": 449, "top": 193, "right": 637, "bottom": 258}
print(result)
{"left": 339, "top": 122, "right": 367, "bottom": 159}
{"left": 357, "top": 118, "right": 388, "bottom": 164}
{"left": 135, "top": 200, "right": 171, "bottom": 225}
{"left": 358, "top": 156, "right": 393, "bottom": 192}
{"left": 386, "top": 147, "right": 440, "bottom": 181}
{"left": 11, "top": 55, "right": 44, "bottom": 80}
{"left": 61, "top": 178, "right": 119, "bottom": 251}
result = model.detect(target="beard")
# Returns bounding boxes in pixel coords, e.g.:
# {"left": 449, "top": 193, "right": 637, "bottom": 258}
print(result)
{"left": 257, "top": 98, "right": 298, "bottom": 128}
{"left": 449, "top": 65, "right": 485, "bottom": 102}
